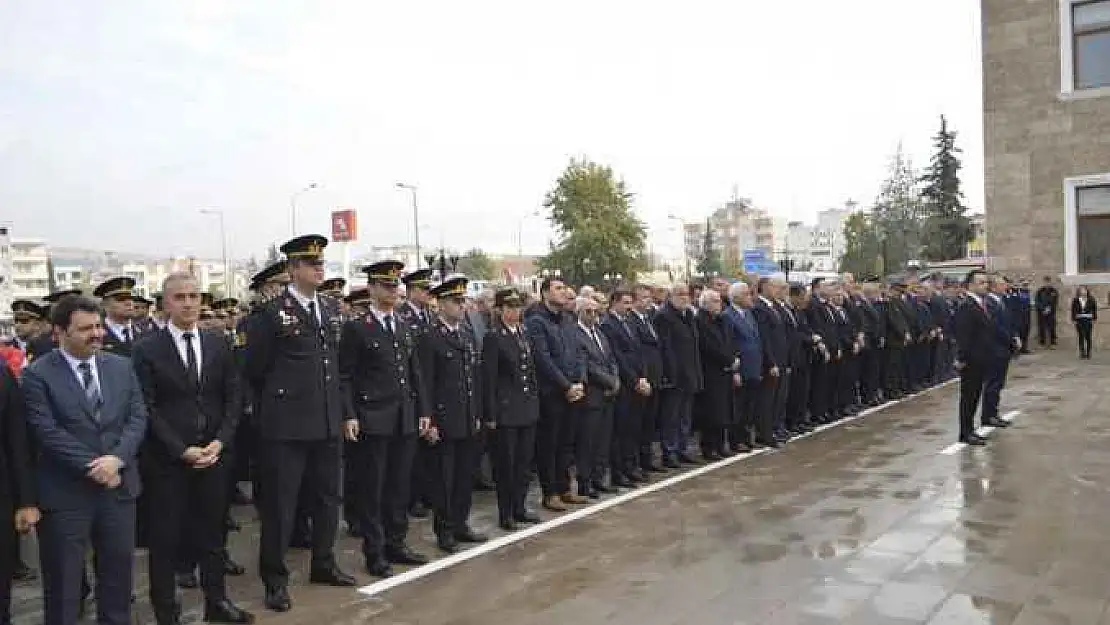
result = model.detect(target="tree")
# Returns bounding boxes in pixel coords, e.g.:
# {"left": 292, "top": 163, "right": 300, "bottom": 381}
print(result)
{"left": 919, "top": 115, "right": 973, "bottom": 261}
{"left": 537, "top": 158, "right": 647, "bottom": 286}
{"left": 696, "top": 217, "right": 724, "bottom": 277}
{"left": 839, "top": 213, "right": 884, "bottom": 278}
{"left": 872, "top": 144, "right": 926, "bottom": 274}
{"left": 457, "top": 248, "right": 496, "bottom": 280}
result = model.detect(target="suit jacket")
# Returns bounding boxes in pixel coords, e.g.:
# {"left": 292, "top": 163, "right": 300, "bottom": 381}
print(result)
{"left": 481, "top": 322, "right": 539, "bottom": 428}
{"left": 1071, "top": 296, "right": 1098, "bottom": 322}
{"left": 22, "top": 350, "right": 148, "bottom": 511}
{"left": 244, "top": 289, "right": 346, "bottom": 441}
{"left": 628, "top": 310, "right": 663, "bottom": 385}
{"left": 424, "top": 319, "right": 482, "bottom": 440}
{"left": 653, "top": 303, "right": 703, "bottom": 393}
{"left": 339, "top": 311, "right": 430, "bottom": 437}
{"left": 954, "top": 297, "right": 998, "bottom": 366}
{"left": 565, "top": 323, "right": 620, "bottom": 407}
{"left": 101, "top": 322, "right": 142, "bottom": 358}
{"left": 696, "top": 311, "right": 736, "bottom": 425}
{"left": 600, "top": 313, "right": 645, "bottom": 388}
{"left": 131, "top": 328, "right": 241, "bottom": 462}
{"left": 724, "top": 306, "right": 762, "bottom": 381}
{"left": 987, "top": 294, "right": 1019, "bottom": 353}
{"left": 752, "top": 297, "right": 789, "bottom": 372}
{"left": 0, "top": 367, "right": 36, "bottom": 510}
{"left": 24, "top": 331, "right": 56, "bottom": 365}
{"left": 524, "top": 304, "right": 575, "bottom": 396}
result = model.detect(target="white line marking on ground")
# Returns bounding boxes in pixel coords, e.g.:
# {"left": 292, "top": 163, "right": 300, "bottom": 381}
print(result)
{"left": 939, "top": 410, "right": 1023, "bottom": 455}
{"left": 356, "top": 378, "right": 959, "bottom": 598}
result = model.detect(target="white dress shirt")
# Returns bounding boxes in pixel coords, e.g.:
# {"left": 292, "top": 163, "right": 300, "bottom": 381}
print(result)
{"left": 287, "top": 285, "right": 322, "bottom": 324}
{"left": 60, "top": 347, "right": 100, "bottom": 392}
{"left": 105, "top": 319, "right": 134, "bottom": 343}
{"left": 167, "top": 322, "right": 203, "bottom": 378}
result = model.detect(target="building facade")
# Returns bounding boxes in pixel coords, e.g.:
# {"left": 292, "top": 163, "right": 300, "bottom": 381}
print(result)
{"left": 10, "top": 238, "right": 50, "bottom": 300}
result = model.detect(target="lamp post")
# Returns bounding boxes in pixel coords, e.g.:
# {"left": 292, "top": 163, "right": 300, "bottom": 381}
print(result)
{"left": 395, "top": 182, "right": 421, "bottom": 266}
{"left": 517, "top": 209, "right": 541, "bottom": 257}
{"left": 289, "top": 183, "right": 318, "bottom": 237}
{"left": 199, "top": 208, "right": 229, "bottom": 297}
{"left": 667, "top": 213, "right": 690, "bottom": 283}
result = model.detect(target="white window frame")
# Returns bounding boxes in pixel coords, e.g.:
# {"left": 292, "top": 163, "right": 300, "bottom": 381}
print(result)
{"left": 1059, "top": 0, "right": 1110, "bottom": 100}
{"left": 1064, "top": 172, "right": 1110, "bottom": 282}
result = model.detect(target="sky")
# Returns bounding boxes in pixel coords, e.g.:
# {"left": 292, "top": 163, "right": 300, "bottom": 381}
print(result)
{"left": 0, "top": 0, "right": 984, "bottom": 263}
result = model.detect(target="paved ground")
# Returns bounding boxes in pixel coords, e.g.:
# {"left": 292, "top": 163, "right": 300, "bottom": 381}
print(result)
{"left": 13, "top": 347, "right": 1110, "bottom": 625}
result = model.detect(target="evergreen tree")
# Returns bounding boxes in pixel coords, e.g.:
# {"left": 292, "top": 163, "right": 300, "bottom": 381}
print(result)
{"left": 696, "top": 217, "right": 724, "bottom": 277}
{"left": 839, "top": 213, "right": 883, "bottom": 277}
{"left": 919, "top": 115, "right": 973, "bottom": 261}
{"left": 872, "top": 144, "right": 926, "bottom": 273}
{"left": 538, "top": 158, "right": 647, "bottom": 285}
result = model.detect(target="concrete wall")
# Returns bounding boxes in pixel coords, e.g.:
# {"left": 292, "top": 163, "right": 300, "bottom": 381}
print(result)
{"left": 982, "top": 0, "right": 1110, "bottom": 345}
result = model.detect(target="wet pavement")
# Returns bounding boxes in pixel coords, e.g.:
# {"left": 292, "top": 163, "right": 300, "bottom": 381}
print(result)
{"left": 12, "top": 348, "right": 1110, "bottom": 624}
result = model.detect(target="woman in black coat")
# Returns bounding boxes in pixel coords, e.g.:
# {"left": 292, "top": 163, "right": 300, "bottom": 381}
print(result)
{"left": 1071, "top": 286, "right": 1098, "bottom": 359}
{"left": 694, "top": 291, "right": 738, "bottom": 461}
{"left": 482, "top": 288, "right": 541, "bottom": 530}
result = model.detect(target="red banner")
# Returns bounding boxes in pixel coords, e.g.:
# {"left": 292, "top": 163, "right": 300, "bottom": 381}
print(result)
{"left": 331, "top": 209, "right": 358, "bottom": 242}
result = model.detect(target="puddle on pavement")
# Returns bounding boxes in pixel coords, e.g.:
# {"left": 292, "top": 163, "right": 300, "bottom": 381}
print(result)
{"left": 840, "top": 486, "right": 885, "bottom": 500}
{"left": 755, "top": 505, "right": 804, "bottom": 521}
{"left": 800, "top": 538, "right": 862, "bottom": 560}
{"left": 819, "top": 508, "right": 860, "bottom": 520}
{"left": 740, "top": 543, "right": 789, "bottom": 563}
{"left": 879, "top": 471, "right": 911, "bottom": 479}
{"left": 922, "top": 428, "right": 945, "bottom": 436}
{"left": 892, "top": 489, "right": 923, "bottom": 500}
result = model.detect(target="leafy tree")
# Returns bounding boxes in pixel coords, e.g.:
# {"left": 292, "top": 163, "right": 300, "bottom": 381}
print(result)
{"left": 872, "top": 144, "right": 925, "bottom": 274}
{"left": 696, "top": 217, "right": 724, "bottom": 277}
{"left": 919, "top": 115, "right": 973, "bottom": 261}
{"left": 839, "top": 213, "right": 884, "bottom": 278}
{"left": 537, "top": 158, "right": 647, "bottom": 285}
{"left": 457, "top": 248, "right": 496, "bottom": 280}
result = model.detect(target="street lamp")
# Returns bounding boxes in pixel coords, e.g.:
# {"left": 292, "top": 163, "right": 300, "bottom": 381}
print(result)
{"left": 667, "top": 213, "right": 690, "bottom": 282}
{"left": 517, "top": 208, "right": 541, "bottom": 257}
{"left": 395, "top": 182, "right": 421, "bottom": 266}
{"left": 199, "top": 208, "right": 229, "bottom": 297}
{"left": 289, "top": 183, "right": 318, "bottom": 236}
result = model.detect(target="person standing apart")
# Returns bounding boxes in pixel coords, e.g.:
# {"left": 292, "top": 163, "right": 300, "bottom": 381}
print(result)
{"left": 1034, "top": 276, "right": 1059, "bottom": 348}
{"left": 22, "top": 295, "right": 148, "bottom": 625}
{"left": 953, "top": 270, "right": 992, "bottom": 446}
{"left": 1071, "top": 286, "right": 1098, "bottom": 359}
{"left": 244, "top": 235, "right": 355, "bottom": 613}
{"left": 131, "top": 273, "right": 253, "bottom": 625}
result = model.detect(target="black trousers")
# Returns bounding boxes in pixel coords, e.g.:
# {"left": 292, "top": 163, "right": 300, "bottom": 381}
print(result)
{"left": 755, "top": 375, "right": 779, "bottom": 443}
{"left": 0, "top": 506, "right": 15, "bottom": 625}
{"left": 144, "top": 455, "right": 230, "bottom": 620}
{"left": 982, "top": 356, "right": 1010, "bottom": 422}
{"left": 572, "top": 402, "right": 611, "bottom": 491}
{"left": 838, "top": 354, "right": 858, "bottom": 409}
{"left": 637, "top": 390, "right": 661, "bottom": 468}
{"left": 610, "top": 390, "right": 640, "bottom": 479}
{"left": 342, "top": 439, "right": 363, "bottom": 534}
{"left": 787, "top": 364, "right": 810, "bottom": 428}
{"left": 860, "top": 347, "right": 881, "bottom": 401}
{"left": 884, "top": 345, "right": 907, "bottom": 395}
{"left": 730, "top": 382, "right": 758, "bottom": 446}
{"left": 958, "top": 362, "right": 985, "bottom": 438}
{"left": 410, "top": 439, "right": 435, "bottom": 509}
{"left": 40, "top": 497, "right": 135, "bottom": 625}
{"left": 1077, "top": 321, "right": 1093, "bottom": 356}
{"left": 354, "top": 434, "right": 416, "bottom": 561}
{"left": 1038, "top": 313, "right": 1057, "bottom": 345}
{"left": 809, "top": 359, "right": 830, "bottom": 419}
{"left": 430, "top": 436, "right": 478, "bottom": 539}
{"left": 492, "top": 425, "right": 536, "bottom": 522}
{"left": 536, "top": 395, "right": 570, "bottom": 497}
{"left": 774, "top": 369, "right": 791, "bottom": 430}
{"left": 826, "top": 358, "right": 843, "bottom": 413}
{"left": 257, "top": 438, "right": 340, "bottom": 587}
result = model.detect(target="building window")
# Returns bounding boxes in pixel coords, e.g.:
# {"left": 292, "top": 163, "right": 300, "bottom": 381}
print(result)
{"left": 1062, "top": 0, "right": 1110, "bottom": 94}
{"left": 1065, "top": 174, "right": 1110, "bottom": 278}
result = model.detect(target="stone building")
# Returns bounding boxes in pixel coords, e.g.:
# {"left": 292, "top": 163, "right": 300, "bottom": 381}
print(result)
{"left": 983, "top": 0, "right": 1110, "bottom": 342}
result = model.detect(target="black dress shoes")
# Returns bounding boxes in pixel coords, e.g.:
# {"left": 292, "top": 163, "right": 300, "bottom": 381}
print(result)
{"left": 204, "top": 598, "right": 255, "bottom": 624}
{"left": 366, "top": 558, "right": 393, "bottom": 578}
{"left": 612, "top": 475, "right": 635, "bottom": 489}
{"left": 309, "top": 566, "right": 356, "bottom": 587}
{"left": 437, "top": 536, "right": 460, "bottom": 554}
{"left": 223, "top": 552, "right": 246, "bottom": 576}
{"left": 983, "top": 417, "right": 1011, "bottom": 428}
{"left": 960, "top": 434, "right": 988, "bottom": 446}
{"left": 592, "top": 481, "right": 617, "bottom": 494}
{"left": 457, "top": 526, "right": 491, "bottom": 541}
{"left": 499, "top": 519, "right": 518, "bottom": 531}
{"left": 12, "top": 562, "right": 37, "bottom": 582}
{"left": 513, "top": 510, "right": 541, "bottom": 525}
{"left": 385, "top": 544, "right": 429, "bottom": 566}
{"left": 264, "top": 585, "right": 291, "bottom": 612}
{"left": 175, "top": 571, "right": 199, "bottom": 589}
{"left": 409, "top": 502, "right": 430, "bottom": 519}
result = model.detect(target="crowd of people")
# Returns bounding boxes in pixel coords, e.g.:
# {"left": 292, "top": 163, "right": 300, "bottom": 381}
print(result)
{"left": 0, "top": 229, "right": 1084, "bottom": 625}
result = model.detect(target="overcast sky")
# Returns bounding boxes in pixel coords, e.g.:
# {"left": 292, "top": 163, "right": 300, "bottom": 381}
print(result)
{"left": 0, "top": 0, "right": 983, "bottom": 263}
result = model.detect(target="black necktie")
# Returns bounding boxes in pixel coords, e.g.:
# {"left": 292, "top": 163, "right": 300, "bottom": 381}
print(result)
{"left": 307, "top": 301, "right": 318, "bottom": 326}
{"left": 78, "top": 361, "right": 102, "bottom": 421}
{"left": 182, "top": 332, "right": 200, "bottom": 387}
{"left": 384, "top": 314, "right": 395, "bottom": 335}
{"left": 122, "top": 327, "right": 131, "bottom": 343}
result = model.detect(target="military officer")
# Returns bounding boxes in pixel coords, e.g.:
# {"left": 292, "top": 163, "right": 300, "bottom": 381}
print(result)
{"left": 320, "top": 278, "right": 346, "bottom": 299}
{"left": 396, "top": 268, "right": 436, "bottom": 518}
{"left": 339, "top": 260, "right": 432, "bottom": 579}
{"left": 94, "top": 276, "right": 141, "bottom": 357}
{"left": 424, "top": 277, "right": 488, "bottom": 553}
{"left": 132, "top": 294, "right": 157, "bottom": 334}
{"left": 244, "top": 235, "right": 356, "bottom": 612}
{"left": 11, "top": 300, "right": 54, "bottom": 366}
{"left": 340, "top": 287, "right": 371, "bottom": 537}
{"left": 482, "top": 287, "right": 542, "bottom": 530}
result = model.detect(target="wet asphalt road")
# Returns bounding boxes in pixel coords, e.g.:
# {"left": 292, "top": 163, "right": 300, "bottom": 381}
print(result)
{"left": 13, "top": 348, "right": 1110, "bottom": 625}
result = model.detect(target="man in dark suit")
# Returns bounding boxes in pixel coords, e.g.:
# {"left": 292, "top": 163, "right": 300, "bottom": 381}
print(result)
{"left": 954, "top": 270, "right": 994, "bottom": 445}
{"left": 565, "top": 296, "right": 620, "bottom": 497}
{"left": 22, "top": 295, "right": 148, "bottom": 625}
{"left": 751, "top": 278, "right": 789, "bottom": 448}
{"left": 94, "top": 277, "right": 142, "bottom": 358}
{"left": 724, "top": 282, "right": 760, "bottom": 452}
{"left": 339, "top": 261, "right": 431, "bottom": 579}
{"left": 1034, "top": 276, "right": 1059, "bottom": 347}
{"left": 423, "top": 277, "right": 488, "bottom": 553}
{"left": 131, "top": 273, "right": 253, "bottom": 625}
{"left": 600, "top": 289, "right": 650, "bottom": 486}
{"left": 629, "top": 285, "right": 664, "bottom": 473}
{"left": 244, "top": 235, "right": 355, "bottom": 612}
{"left": 982, "top": 275, "right": 1020, "bottom": 430}
{"left": 654, "top": 285, "right": 703, "bottom": 467}
{"left": 0, "top": 361, "right": 40, "bottom": 623}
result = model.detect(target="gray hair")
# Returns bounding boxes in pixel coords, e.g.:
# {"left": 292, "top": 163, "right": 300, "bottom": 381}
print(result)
{"left": 728, "top": 282, "right": 750, "bottom": 302}
{"left": 575, "top": 296, "right": 598, "bottom": 313}
{"left": 162, "top": 271, "right": 197, "bottom": 295}
{"left": 698, "top": 288, "right": 721, "bottom": 309}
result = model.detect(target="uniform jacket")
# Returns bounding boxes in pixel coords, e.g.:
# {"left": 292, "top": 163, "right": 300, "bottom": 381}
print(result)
{"left": 653, "top": 303, "right": 703, "bottom": 393}
{"left": 481, "top": 321, "right": 539, "bottom": 428}
{"left": 338, "top": 309, "right": 430, "bottom": 438}
{"left": 131, "top": 328, "right": 241, "bottom": 462}
{"left": 424, "top": 318, "right": 482, "bottom": 440}
{"left": 243, "top": 289, "right": 346, "bottom": 441}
